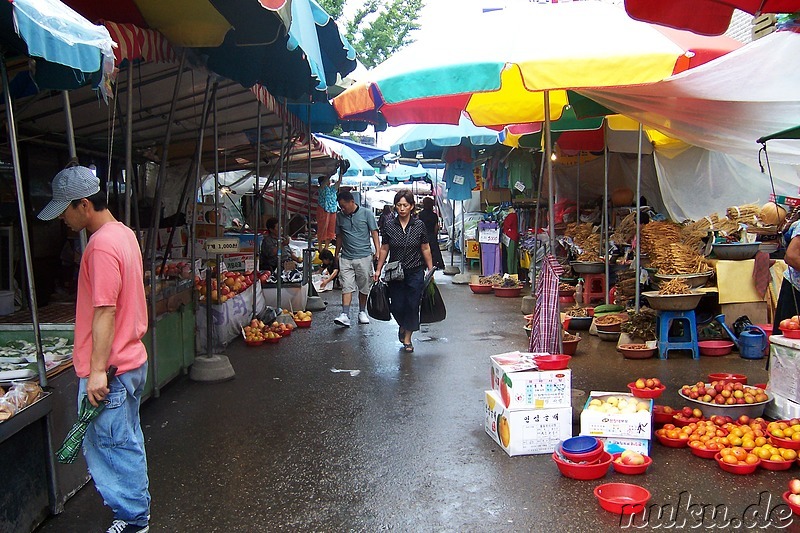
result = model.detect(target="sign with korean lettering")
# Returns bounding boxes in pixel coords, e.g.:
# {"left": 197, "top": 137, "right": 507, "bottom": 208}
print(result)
{"left": 204, "top": 237, "right": 240, "bottom": 254}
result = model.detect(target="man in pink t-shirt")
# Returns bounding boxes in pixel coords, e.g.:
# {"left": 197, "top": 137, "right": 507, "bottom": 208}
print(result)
{"left": 38, "top": 166, "right": 150, "bottom": 533}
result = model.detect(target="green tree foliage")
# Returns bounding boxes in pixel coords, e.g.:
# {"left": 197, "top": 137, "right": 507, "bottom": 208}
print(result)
{"left": 318, "top": 0, "right": 423, "bottom": 68}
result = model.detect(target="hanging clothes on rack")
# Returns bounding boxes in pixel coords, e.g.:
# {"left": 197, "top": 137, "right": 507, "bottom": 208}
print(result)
{"left": 501, "top": 208, "right": 519, "bottom": 275}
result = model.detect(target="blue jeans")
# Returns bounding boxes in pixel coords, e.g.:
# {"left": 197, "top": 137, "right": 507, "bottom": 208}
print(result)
{"left": 387, "top": 268, "right": 425, "bottom": 332}
{"left": 79, "top": 363, "right": 150, "bottom": 526}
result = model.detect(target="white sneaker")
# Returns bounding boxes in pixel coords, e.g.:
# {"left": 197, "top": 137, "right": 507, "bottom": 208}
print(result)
{"left": 358, "top": 311, "right": 370, "bottom": 324}
{"left": 334, "top": 313, "right": 351, "bottom": 327}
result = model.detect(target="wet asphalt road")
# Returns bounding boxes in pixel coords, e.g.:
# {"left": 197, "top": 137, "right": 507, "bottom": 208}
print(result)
{"left": 35, "top": 273, "right": 800, "bottom": 532}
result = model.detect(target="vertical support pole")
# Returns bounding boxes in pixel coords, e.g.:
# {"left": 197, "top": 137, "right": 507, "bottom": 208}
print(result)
{"left": 544, "top": 91, "right": 555, "bottom": 252}
{"left": 603, "top": 143, "right": 610, "bottom": 305}
{"left": 124, "top": 63, "right": 134, "bottom": 226}
{"left": 635, "top": 124, "right": 643, "bottom": 313}
{"left": 253, "top": 101, "right": 262, "bottom": 318}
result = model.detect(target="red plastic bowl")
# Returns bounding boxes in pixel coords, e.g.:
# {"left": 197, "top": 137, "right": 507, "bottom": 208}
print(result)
{"left": 714, "top": 453, "right": 760, "bottom": 474}
{"left": 611, "top": 453, "right": 652, "bottom": 475}
{"left": 708, "top": 373, "right": 747, "bottom": 384}
{"left": 783, "top": 491, "right": 800, "bottom": 516}
{"left": 781, "top": 329, "right": 800, "bottom": 339}
{"left": 561, "top": 338, "right": 580, "bottom": 356}
{"left": 494, "top": 286, "right": 522, "bottom": 298}
{"left": 768, "top": 435, "right": 800, "bottom": 450}
{"left": 245, "top": 339, "right": 264, "bottom": 347}
{"left": 759, "top": 457, "right": 793, "bottom": 471}
{"left": 534, "top": 354, "right": 571, "bottom": 370}
{"left": 756, "top": 324, "right": 773, "bottom": 337}
{"left": 628, "top": 383, "right": 665, "bottom": 399}
{"left": 295, "top": 319, "right": 312, "bottom": 328}
{"left": 672, "top": 415, "right": 702, "bottom": 427}
{"left": 698, "top": 340, "right": 735, "bottom": 356}
{"left": 552, "top": 451, "right": 612, "bottom": 480}
{"left": 594, "top": 483, "right": 651, "bottom": 515}
{"left": 652, "top": 407, "right": 675, "bottom": 425}
{"left": 688, "top": 444, "right": 720, "bottom": 459}
{"left": 265, "top": 336, "right": 281, "bottom": 343}
{"left": 469, "top": 283, "right": 493, "bottom": 294}
{"left": 561, "top": 442, "right": 603, "bottom": 463}
{"left": 655, "top": 433, "right": 689, "bottom": 448}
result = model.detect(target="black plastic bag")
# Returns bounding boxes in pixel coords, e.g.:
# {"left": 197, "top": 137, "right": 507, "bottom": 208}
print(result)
{"left": 367, "top": 280, "right": 391, "bottom": 321}
{"left": 733, "top": 315, "right": 753, "bottom": 336}
{"left": 420, "top": 279, "right": 446, "bottom": 324}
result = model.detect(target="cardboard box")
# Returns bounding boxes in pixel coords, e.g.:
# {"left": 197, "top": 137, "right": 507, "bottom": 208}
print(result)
{"left": 594, "top": 436, "right": 651, "bottom": 457}
{"left": 580, "top": 391, "right": 653, "bottom": 439}
{"left": 490, "top": 352, "right": 572, "bottom": 410}
{"left": 768, "top": 335, "right": 800, "bottom": 403}
{"left": 720, "top": 302, "right": 768, "bottom": 325}
{"left": 480, "top": 189, "right": 511, "bottom": 205}
{"left": 484, "top": 390, "right": 572, "bottom": 457}
{"left": 709, "top": 259, "right": 762, "bottom": 304}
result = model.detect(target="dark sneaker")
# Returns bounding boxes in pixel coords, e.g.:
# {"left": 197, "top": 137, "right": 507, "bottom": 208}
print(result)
{"left": 106, "top": 520, "right": 149, "bottom": 533}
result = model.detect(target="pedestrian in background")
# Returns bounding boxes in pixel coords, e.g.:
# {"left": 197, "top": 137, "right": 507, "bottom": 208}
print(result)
{"left": 38, "top": 166, "right": 150, "bottom": 533}
{"left": 378, "top": 204, "right": 395, "bottom": 235}
{"left": 374, "top": 189, "right": 434, "bottom": 353}
{"left": 317, "top": 248, "right": 339, "bottom": 290}
{"left": 316, "top": 175, "right": 339, "bottom": 253}
{"left": 418, "top": 196, "right": 445, "bottom": 269}
{"left": 334, "top": 190, "right": 380, "bottom": 327}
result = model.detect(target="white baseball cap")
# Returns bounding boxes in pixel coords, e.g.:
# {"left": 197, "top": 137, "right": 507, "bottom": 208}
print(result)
{"left": 37, "top": 166, "right": 100, "bottom": 220}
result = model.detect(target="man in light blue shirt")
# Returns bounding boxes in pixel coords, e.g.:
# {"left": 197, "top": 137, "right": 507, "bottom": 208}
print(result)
{"left": 334, "top": 190, "right": 380, "bottom": 327}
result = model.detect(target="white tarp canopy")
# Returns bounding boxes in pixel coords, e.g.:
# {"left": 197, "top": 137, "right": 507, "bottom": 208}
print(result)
{"left": 578, "top": 30, "right": 800, "bottom": 220}
{"left": 580, "top": 31, "right": 800, "bottom": 165}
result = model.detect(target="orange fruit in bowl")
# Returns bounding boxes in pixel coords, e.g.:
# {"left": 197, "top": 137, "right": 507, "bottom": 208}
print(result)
{"left": 772, "top": 429, "right": 785, "bottom": 439}
{"left": 770, "top": 454, "right": 784, "bottom": 462}
{"left": 745, "top": 454, "right": 760, "bottom": 465}
{"left": 793, "top": 433, "right": 800, "bottom": 441}
{"left": 781, "top": 449, "right": 798, "bottom": 461}
{"left": 732, "top": 447, "right": 748, "bottom": 461}
{"left": 755, "top": 436, "right": 768, "bottom": 447}
{"left": 722, "top": 454, "right": 739, "bottom": 465}
{"left": 757, "top": 448, "right": 772, "bottom": 460}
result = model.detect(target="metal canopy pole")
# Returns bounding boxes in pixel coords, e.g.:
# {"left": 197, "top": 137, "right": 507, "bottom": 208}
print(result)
{"left": 306, "top": 104, "right": 314, "bottom": 300}
{"left": 544, "top": 91, "right": 556, "bottom": 252}
{"left": 1, "top": 55, "right": 46, "bottom": 386}
{"left": 146, "top": 50, "right": 186, "bottom": 398}
{"left": 160, "top": 77, "right": 215, "bottom": 276}
{"left": 275, "top": 107, "right": 288, "bottom": 311}
{"left": 603, "top": 142, "right": 610, "bottom": 305}
{"left": 253, "top": 101, "right": 262, "bottom": 318}
{"left": 62, "top": 91, "right": 88, "bottom": 254}
{"left": 635, "top": 124, "right": 643, "bottom": 313}
{"left": 124, "top": 63, "right": 134, "bottom": 226}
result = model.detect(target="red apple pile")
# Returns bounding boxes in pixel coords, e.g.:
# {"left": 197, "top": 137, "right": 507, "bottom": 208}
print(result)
{"left": 195, "top": 270, "right": 259, "bottom": 304}
{"left": 787, "top": 479, "right": 800, "bottom": 506}
{"left": 633, "top": 377, "right": 663, "bottom": 390}
{"left": 679, "top": 380, "right": 768, "bottom": 406}
{"left": 157, "top": 261, "right": 192, "bottom": 279}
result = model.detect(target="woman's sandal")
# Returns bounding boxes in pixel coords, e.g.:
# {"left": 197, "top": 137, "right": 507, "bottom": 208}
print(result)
{"left": 402, "top": 343, "right": 414, "bottom": 353}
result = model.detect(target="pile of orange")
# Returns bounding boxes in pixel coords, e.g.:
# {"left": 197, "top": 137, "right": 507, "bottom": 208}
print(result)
{"left": 752, "top": 444, "right": 798, "bottom": 463}
{"left": 768, "top": 421, "right": 800, "bottom": 441}
{"left": 719, "top": 446, "right": 760, "bottom": 466}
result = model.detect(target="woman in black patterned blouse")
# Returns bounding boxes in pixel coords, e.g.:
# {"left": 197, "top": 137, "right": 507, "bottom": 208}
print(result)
{"left": 374, "top": 189, "right": 434, "bottom": 353}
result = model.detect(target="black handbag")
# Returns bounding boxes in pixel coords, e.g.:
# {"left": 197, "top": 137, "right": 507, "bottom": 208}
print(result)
{"left": 367, "top": 280, "right": 392, "bottom": 321}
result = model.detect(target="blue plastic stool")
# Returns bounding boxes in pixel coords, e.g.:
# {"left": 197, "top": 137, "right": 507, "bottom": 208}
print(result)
{"left": 656, "top": 309, "right": 699, "bottom": 360}
{"left": 468, "top": 258, "right": 481, "bottom": 270}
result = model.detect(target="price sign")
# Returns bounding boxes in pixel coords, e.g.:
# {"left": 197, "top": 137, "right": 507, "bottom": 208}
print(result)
{"left": 452, "top": 174, "right": 466, "bottom": 185}
{"left": 479, "top": 226, "right": 500, "bottom": 244}
{"left": 514, "top": 181, "right": 526, "bottom": 192}
{"left": 204, "top": 237, "right": 239, "bottom": 254}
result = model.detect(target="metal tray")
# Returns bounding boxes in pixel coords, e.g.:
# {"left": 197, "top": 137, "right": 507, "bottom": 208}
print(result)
{"left": 642, "top": 290, "right": 704, "bottom": 311}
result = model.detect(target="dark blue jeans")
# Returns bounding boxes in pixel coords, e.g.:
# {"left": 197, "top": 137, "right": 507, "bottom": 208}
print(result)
{"left": 387, "top": 268, "right": 425, "bottom": 332}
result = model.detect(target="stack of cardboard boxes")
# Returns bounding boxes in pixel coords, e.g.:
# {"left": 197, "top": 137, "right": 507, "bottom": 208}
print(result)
{"left": 579, "top": 391, "right": 653, "bottom": 456}
{"left": 484, "top": 352, "right": 572, "bottom": 456}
